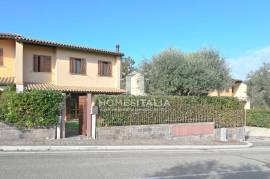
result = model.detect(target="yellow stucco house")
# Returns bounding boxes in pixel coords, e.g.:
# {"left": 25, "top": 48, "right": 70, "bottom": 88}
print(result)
{"left": 0, "top": 33, "right": 125, "bottom": 136}
{"left": 208, "top": 80, "right": 250, "bottom": 109}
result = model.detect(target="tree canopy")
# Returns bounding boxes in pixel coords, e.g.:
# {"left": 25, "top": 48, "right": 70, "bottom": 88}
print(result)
{"left": 247, "top": 63, "right": 270, "bottom": 109}
{"left": 139, "top": 48, "right": 232, "bottom": 96}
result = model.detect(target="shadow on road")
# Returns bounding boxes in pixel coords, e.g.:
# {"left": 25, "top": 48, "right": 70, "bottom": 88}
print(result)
{"left": 145, "top": 160, "right": 270, "bottom": 179}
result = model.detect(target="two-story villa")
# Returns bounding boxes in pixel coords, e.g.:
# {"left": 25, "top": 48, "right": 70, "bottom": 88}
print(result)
{"left": 0, "top": 33, "right": 125, "bottom": 136}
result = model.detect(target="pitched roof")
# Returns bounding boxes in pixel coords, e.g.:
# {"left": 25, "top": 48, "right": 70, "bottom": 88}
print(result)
{"left": 0, "top": 77, "right": 15, "bottom": 85}
{"left": 0, "top": 33, "right": 123, "bottom": 57}
{"left": 25, "top": 83, "right": 126, "bottom": 94}
{"left": 127, "top": 71, "right": 143, "bottom": 76}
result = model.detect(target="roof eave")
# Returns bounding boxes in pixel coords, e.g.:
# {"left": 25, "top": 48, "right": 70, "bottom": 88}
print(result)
{"left": 0, "top": 33, "right": 124, "bottom": 57}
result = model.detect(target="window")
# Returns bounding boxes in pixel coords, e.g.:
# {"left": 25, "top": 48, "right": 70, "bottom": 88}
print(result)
{"left": 70, "top": 57, "right": 86, "bottom": 74}
{"left": 98, "top": 61, "right": 112, "bottom": 76}
{"left": 0, "top": 48, "right": 3, "bottom": 66}
{"left": 33, "top": 55, "right": 51, "bottom": 72}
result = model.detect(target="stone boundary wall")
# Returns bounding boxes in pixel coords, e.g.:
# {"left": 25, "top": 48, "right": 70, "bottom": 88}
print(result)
{"left": 214, "top": 127, "right": 245, "bottom": 141}
{"left": 0, "top": 122, "right": 56, "bottom": 141}
{"left": 97, "top": 122, "right": 215, "bottom": 141}
{"left": 245, "top": 126, "right": 270, "bottom": 138}
{"left": 97, "top": 122, "right": 245, "bottom": 142}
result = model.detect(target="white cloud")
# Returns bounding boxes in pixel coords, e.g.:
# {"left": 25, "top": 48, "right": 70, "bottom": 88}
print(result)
{"left": 228, "top": 46, "right": 270, "bottom": 80}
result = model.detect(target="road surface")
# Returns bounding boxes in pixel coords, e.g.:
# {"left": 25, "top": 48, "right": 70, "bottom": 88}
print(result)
{"left": 0, "top": 139, "right": 270, "bottom": 179}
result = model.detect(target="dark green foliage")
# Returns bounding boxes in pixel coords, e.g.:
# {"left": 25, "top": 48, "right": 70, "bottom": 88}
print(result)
{"left": 0, "top": 90, "right": 64, "bottom": 128}
{"left": 139, "top": 48, "right": 232, "bottom": 95}
{"left": 95, "top": 95, "right": 245, "bottom": 128}
{"left": 247, "top": 110, "right": 270, "bottom": 128}
{"left": 247, "top": 63, "right": 270, "bottom": 109}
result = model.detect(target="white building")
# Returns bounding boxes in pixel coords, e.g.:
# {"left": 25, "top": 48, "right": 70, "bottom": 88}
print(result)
{"left": 126, "top": 71, "right": 145, "bottom": 96}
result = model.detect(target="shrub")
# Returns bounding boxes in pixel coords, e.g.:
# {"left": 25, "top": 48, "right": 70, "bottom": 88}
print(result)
{"left": 246, "top": 110, "right": 270, "bottom": 128}
{"left": 0, "top": 90, "right": 64, "bottom": 128}
{"left": 95, "top": 95, "right": 245, "bottom": 128}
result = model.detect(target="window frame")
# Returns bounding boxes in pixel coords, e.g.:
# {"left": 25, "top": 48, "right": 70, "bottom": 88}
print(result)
{"left": 33, "top": 54, "right": 52, "bottom": 73}
{"left": 98, "top": 60, "right": 112, "bottom": 77}
{"left": 70, "top": 57, "right": 86, "bottom": 75}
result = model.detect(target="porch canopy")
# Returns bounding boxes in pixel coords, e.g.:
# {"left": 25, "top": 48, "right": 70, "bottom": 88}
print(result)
{"left": 24, "top": 83, "right": 126, "bottom": 94}
{"left": 0, "top": 77, "right": 15, "bottom": 85}
{"left": 0, "top": 77, "right": 125, "bottom": 94}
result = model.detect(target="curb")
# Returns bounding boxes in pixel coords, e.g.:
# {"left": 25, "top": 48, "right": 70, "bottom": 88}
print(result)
{"left": 0, "top": 142, "right": 253, "bottom": 152}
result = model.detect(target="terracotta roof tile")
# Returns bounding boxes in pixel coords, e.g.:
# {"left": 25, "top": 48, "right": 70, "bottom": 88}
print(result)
{"left": 0, "top": 77, "right": 15, "bottom": 85}
{"left": 0, "top": 33, "right": 124, "bottom": 57}
{"left": 25, "top": 83, "right": 126, "bottom": 94}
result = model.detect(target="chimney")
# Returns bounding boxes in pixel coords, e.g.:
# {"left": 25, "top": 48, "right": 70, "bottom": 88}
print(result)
{"left": 116, "top": 44, "right": 120, "bottom": 52}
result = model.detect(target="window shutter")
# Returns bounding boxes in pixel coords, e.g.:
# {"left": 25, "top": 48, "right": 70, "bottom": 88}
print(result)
{"left": 0, "top": 49, "right": 3, "bottom": 66}
{"left": 98, "top": 61, "right": 102, "bottom": 75}
{"left": 40, "top": 56, "right": 45, "bottom": 72}
{"left": 44, "top": 56, "right": 51, "bottom": 72}
{"left": 108, "top": 62, "right": 112, "bottom": 76}
{"left": 70, "top": 58, "right": 74, "bottom": 73}
{"left": 33, "top": 55, "right": 39, "bottom": 72}
{"left": 81, "top": 59, "right": 86, "bottom": 74}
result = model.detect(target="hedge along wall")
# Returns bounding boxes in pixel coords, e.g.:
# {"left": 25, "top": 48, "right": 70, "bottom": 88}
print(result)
{"left": 95, "top": 95, "right": 245, "bottom": 128}
{"left": 0, "top": 90, "right": 64, "bottom": 128}
{"left": 247, "top": 110, "right": 270, "bottom": 128}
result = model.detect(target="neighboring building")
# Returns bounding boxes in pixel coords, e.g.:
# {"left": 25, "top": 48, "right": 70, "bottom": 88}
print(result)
{"left": 0, "top": 33, "right": 125, "bottom": 136}
{"left": 126, "top": 71, "right": 145, "bottom": 96}
{"left": 208, "top": 80, "right": 250, "bottom": 109}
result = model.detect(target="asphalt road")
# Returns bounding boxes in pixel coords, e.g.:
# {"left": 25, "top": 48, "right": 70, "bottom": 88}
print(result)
{"left": 0, "top": 141, "right": 270, "bottom": 179}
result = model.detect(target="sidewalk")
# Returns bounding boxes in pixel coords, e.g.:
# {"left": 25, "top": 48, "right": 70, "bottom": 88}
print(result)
{"left": 0, "top": 136, "right": 253, "bottom": 151}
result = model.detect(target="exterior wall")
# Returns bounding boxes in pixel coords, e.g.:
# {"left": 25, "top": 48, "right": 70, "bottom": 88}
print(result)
{"left": 126, "top": 76, "right": 132, "bottom": 93}
{"left": 0, "top": 122, "right": 55, "bottom": 140}
{"left": 0, "top": 40, "right": 121, "bottom": 89}
{"left": 55, "top": 48, "right": 120, "bottom": 88}
{"left": 0, "top": 39, "right": 15, "bottom": 77}
{"left": 208, "top": 82, "right": 250, "bottom": 109}
{"left": 208, "top": 88, "right": 233, "bottom": 97}
{"left": 23, "top": 44, "right": 56, "bottom": 83}
{"left": 97, "top": 122, "right": 215, "bottom": 140}
{"left": 233, "top": 83, "right": 248, "bottom": 100}
{"left": 245, "top": 126, "right": 270, "bottom": 138}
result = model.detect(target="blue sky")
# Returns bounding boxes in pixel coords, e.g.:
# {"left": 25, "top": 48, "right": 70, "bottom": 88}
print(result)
{"left": 1, "top": 0, "right": 270, "bottom": 80}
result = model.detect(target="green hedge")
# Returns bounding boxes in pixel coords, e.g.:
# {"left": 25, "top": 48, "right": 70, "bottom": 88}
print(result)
{"left": 247, "top": 110, "right": 270, "bottom": 128}
{"left": 95, "top": 95, "right": 245, "bottom": 128}
{"left": 0, "top": 90, "right": 64, "bottom": 128}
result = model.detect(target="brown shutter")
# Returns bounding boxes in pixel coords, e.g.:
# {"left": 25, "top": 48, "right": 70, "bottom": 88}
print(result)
{"left": 98, "top": 61, "right": 102, "bottom": 75}
{"left": 70, "top": 58, "right": 74, "bottom": 73}
{"left": 81, "top": 58, "right": 86, "bottom": 74}
{"left": 44, "top": 56, "right": 51, "bottom": 72}
{"left": 0, "top": 49, "right": 3, "bottom": 66}
{"left": 108, "top": 62, "right": 112, "bottom": 76}
{"left": 33, "top": 55, "right": 39, "bottom": 72}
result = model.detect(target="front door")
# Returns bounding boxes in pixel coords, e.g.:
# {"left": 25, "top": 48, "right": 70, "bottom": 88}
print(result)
{"left": 79, "top": 96, "right": 87, "bottom": 135}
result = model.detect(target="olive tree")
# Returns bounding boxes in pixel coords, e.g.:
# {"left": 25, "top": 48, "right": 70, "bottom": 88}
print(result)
{"left": 140, "top": 48, "right": 232, "bottom": 96}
